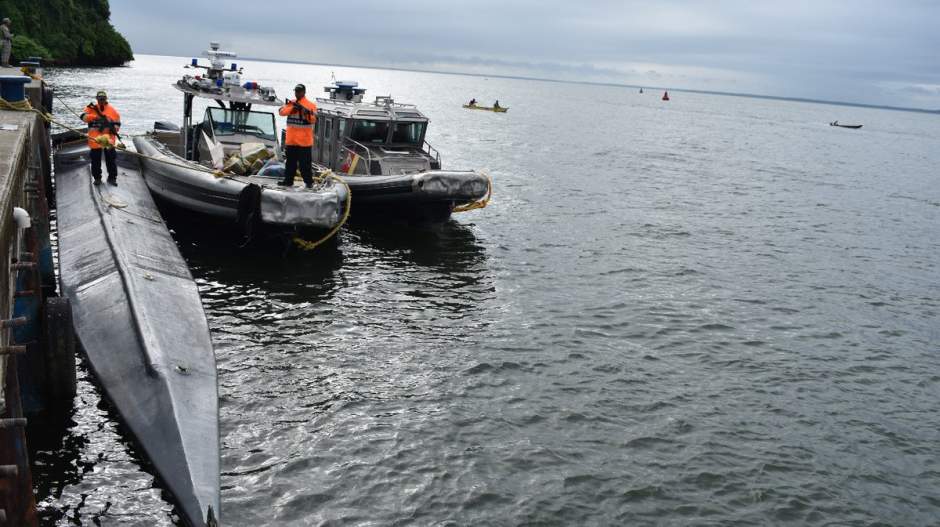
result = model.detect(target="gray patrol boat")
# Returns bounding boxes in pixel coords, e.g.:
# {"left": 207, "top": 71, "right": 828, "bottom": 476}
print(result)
{"left": 133, "top": 43, "right": 348, "bottom": 241}
{"left": 314, "top": 81, "right": 490, "bottom": 221}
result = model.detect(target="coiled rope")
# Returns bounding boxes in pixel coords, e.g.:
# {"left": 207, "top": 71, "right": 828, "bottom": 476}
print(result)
{"left": 291, "top": 169, "right": 352, "bottom": 252}
{"left": 452, "top": 170, "right": 493, "bottom": 213}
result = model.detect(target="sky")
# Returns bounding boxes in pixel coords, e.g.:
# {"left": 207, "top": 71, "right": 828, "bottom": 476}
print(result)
{"left": 110, "top": 0, "right": 940, "bottom": 109}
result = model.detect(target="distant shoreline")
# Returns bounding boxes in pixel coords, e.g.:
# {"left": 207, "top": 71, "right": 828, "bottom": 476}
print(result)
{"left": 133, "top": 53, "right": 940, "bottom": 116}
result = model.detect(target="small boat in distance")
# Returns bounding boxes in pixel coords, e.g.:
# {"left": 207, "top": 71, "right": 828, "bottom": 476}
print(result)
{"left": 662, "top": 91, "right": 670, "bottom": 101}
{"left": 463, "top": 102, "right": 508, "bottom": 113}
{"left": 830, "top": 121, "right": 863, "bottom": 129}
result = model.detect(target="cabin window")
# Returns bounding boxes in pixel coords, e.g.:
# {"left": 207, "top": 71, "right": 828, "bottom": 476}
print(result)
{"left": 325, "top": 118, "right": 333, "bottom": 139}
{"left": 205, "top": 108, "right": 276, "bottom": 141}
{"left": 350, "top": 120, "right": 390, "bottom": 144}
{"left": 391, "top": 122, "right": 425, "bottom": 145}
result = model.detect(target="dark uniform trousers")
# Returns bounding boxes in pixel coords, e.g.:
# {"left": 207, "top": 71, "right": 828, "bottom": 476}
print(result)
{"left": 90, "top": 148, "right": 118, "bottom": 181}
{"left": 282, "top": 145, "right": 313, "bottom": 186}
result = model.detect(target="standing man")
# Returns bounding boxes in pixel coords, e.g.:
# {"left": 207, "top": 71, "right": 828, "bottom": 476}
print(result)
{"left": 81, "top": 90, "right": 121, "bottom": 185}
{"left": 278, "top": 83, "right": 317, "bottom": 188}
{"left": 1, "top": 18, "right": 13, "bottom": 68}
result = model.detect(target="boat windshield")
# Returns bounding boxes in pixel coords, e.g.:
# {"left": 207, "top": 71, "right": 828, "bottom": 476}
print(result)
{"left": 204, "top": 107, "right": 277, "bottom": 142}
{"left": 350, "top": 120, "right": 390, "bottom": 144}
{"left": 391, "top": 122, "right": 425, "bottom": 145}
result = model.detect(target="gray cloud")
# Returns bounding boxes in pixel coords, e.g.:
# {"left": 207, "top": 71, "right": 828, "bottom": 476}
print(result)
{"left": 110, "top": 0, "right": 940, "bottom": 108}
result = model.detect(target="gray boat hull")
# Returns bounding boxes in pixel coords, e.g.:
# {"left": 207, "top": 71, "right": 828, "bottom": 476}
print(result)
{"left": 134, "top": 134, "right": 346, "bottom": 231}
{"left": 55, "top": 142, "right": 220, "bottom": 527}
{"left": 341, "top": 170, "right": 489, "bottom": 221}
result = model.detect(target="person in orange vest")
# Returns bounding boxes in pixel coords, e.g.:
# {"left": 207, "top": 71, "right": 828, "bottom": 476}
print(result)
{"left": 81, "top": 90, "right": 122, "bottom": 185}
{"left": 277, "top": 83, "right": 317, "bottom": 188}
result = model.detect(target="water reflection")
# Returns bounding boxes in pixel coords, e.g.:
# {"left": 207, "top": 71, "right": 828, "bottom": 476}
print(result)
{"left": 156, "top": 201, "right": 344, "bottom": 302}
{"left": 347, "top": 219, "right": 487, "bottom": 269}
{"left": 28, "top": 408, "right": 84, "bottom": 516}
{"left": 30, "top": 359, "right": 180, "bottom": 526}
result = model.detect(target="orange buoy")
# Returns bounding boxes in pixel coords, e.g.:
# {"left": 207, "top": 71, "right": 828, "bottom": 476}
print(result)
{"left": 662, "top": 91, "right": 670, "bottom": 101}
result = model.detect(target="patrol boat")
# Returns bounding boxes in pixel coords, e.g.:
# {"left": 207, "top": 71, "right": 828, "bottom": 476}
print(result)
{"left": 133, "top": 43, "right": 347, "bottom": 241}
{"left": 314, "top": 81, "right": 490, "bottom": 222}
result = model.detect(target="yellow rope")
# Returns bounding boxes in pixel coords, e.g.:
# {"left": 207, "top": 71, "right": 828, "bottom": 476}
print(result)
{"left": 51, "top": 91, "right": 87, "bottom": 122}
{"left": 54, "top": 92, "right": 95, "bottom": 123}
{"left": 3, "top": 95, "right": 351, "bottom": 251}
{"left": 291, "top": 169, "right": 352, "bottom": 251}
{"left": 452, "top": 170, "right": 493, "bottom": 213}
{"left": 0, "top": 97, "right": 33, "bottom": 112}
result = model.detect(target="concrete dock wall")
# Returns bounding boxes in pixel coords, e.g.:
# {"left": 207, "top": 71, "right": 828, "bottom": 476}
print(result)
{"left": 0, "top": 108, "right": 49, "bottom": 526}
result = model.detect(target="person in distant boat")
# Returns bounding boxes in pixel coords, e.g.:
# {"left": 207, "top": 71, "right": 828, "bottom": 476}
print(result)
{"left": 468, "top": 98, "right": 477, "bottom": 106}
{"left": 493, "top": 100, "right": 500, "bottom": 109}
{"left": 278, "top": 83, "right": 317, "bottom": 188}
{"left": 81, "top": 90, "right": 121, "bottom": 185}
{"left": 0, "top": 18, "right": 13, "bottom": 68}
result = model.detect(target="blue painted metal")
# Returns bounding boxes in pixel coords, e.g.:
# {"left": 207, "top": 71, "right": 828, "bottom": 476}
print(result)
{"left": 0, "top": 76, "right": 31, "bottom": 102}
{"left": 11, "top": 256, "right": 43, "bottom": 414}
{"left": 18, "top": 61, "right": 40, "bottom": 75}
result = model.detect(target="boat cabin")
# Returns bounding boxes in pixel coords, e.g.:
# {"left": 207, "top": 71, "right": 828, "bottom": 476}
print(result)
{"left": 197, "top": 106, "right": 278, "bottom": 158}
{"left": 153, "top": 96, "right": 283, "bottom": 168}
{"left": 153, "top": 43, "right": 284, "bottom": 166}
{"left": 314, "top": 81, "right": 441, "bottom": 176}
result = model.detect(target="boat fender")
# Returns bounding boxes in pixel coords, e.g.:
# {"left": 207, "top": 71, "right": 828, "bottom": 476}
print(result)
{"left": 153, "top": 121, "right": 180, "bottom": 132}
{"left": 13, "top": 207, "right": 30, "bottom": 229}
{"left": 42, "top": 86, "right": 54, "bottom": 114}
{"left": 236, "top": 183, "right": 262, "bottom": 242}
{"left": 42, "top": 296, "right": 76, "bottom": 405}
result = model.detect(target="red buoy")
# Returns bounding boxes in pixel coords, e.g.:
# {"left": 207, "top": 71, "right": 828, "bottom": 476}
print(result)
{"left": 662, "top": 91, "right": 670, "bottom": 101}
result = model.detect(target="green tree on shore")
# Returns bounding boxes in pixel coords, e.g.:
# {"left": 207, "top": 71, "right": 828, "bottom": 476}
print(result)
{"left": 0, "top": 0, "right": 132, "bottom": 66}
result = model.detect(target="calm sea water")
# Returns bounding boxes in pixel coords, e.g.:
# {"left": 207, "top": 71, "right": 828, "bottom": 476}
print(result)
{"left": 32, "top": 55, "right": 940, "bottom": 525}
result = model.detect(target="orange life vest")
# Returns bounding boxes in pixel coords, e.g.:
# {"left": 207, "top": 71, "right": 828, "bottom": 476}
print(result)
{"left": 278, "top": 96, "right": 317, "bottom": 147}
{"left": 82, "top": 103, "right": 121, "bottom": 149}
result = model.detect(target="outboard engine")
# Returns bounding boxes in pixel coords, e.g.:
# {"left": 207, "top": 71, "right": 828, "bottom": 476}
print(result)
{"left": 154, "top": 121, "right": 180, "bottom": 132}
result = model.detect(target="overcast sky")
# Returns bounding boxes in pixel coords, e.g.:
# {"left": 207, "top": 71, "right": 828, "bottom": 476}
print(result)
{"left": 111, "top": 0, "right": 940, "bottom": 109}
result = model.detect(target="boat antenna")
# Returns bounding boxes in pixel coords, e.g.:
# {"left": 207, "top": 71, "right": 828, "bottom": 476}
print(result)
{"left": 331, "top": 71, "right": 336, "bottom": 83}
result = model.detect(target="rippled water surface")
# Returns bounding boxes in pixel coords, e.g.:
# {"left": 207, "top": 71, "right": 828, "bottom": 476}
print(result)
{"left": 31, "top": 55, "right": 940, "bottom": 525}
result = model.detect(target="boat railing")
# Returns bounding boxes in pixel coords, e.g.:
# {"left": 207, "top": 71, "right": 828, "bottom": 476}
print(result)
{"left": 422, "top": 140, "right": 441, "bottom": 165}
{"left": 341, "top": 138, "right": 375, "bottom": 174}
{"left": 378, "top": 147, "right": 415, "bottom": 155}
{"left": 318, "top": 97, "right": 418, "bottom": 111}
{"left": 373, "top": 95, "right": 418, "bottom": 109}
{"left": 318, "top": 99, "right": 365, "bottom": 109}
{"left": 317, "top": 106, "right": 351, "bottom": 118}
